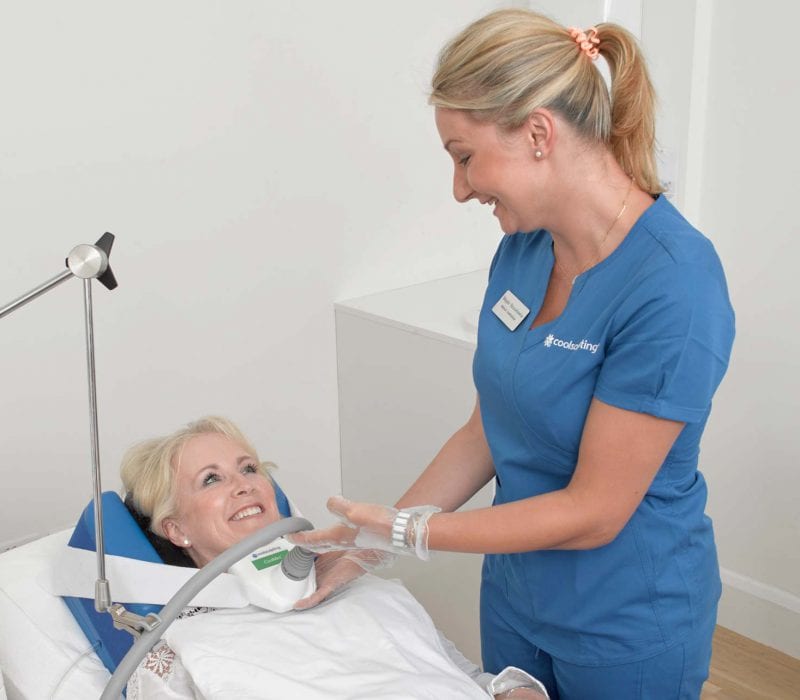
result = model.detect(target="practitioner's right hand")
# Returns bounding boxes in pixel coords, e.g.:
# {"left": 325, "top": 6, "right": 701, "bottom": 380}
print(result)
{"left": 293, "top": 549, "right": 397, "bottom": 610}
{"left": 495, "top": 690, "right": 548, "bottom": 699}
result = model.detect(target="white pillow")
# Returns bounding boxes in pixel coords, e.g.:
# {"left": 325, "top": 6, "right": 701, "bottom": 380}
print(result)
{"left": 0, "top": 531, "right": 108, "bottom": 699}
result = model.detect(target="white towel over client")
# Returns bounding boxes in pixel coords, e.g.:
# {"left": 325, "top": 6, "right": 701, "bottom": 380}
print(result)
{"left": 128, "top": 575, "right": 488, "bottom": 699}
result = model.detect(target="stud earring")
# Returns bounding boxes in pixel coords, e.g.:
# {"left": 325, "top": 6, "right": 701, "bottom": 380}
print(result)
{"left": 183, "top": 539, "right": 190, "bottom": 546}
{"left": 535, "top": 150, "right": 543, "bottom": 159}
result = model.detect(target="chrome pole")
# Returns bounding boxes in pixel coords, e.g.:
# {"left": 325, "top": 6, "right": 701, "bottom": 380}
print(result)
{"left": 83, "top": 278, "right": 111, "bottom": 612}
{"left": 1, "top": 235, "right": 118, "bottom": 613}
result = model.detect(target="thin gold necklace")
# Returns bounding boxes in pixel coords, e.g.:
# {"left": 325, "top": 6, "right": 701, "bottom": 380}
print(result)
{"left": 554, "top": 176, "right": 635, "bottom": 285}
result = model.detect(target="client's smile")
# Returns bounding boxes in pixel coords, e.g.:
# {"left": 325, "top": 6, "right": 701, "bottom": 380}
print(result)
{"left": 231, "top": 505, "right": 263, "bottom": 521}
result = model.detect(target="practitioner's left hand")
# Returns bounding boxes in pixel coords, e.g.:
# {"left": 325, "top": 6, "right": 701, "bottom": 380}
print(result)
{"left": 288, "top": 496, "right": 440, "bottom": 559}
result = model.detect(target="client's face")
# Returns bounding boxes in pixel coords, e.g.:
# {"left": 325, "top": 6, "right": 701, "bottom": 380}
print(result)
{"left": 162, "top": 432, "right": 282, "bottom": 567}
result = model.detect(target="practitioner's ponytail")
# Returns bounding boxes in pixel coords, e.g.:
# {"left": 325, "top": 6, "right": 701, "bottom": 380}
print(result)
{"left": 595, "top": 22, "right": 660, "bottom": 193}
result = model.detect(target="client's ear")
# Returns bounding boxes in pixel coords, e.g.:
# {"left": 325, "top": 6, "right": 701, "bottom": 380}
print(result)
{"left": 162, "top": 519, "right": 189, "bottom": 548}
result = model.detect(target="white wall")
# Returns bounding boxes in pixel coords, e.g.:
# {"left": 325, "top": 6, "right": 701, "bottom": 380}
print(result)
{"left": 0, "top": 0, "right": 506, "bottom": 546}
{"left": 691, "top": 0, "right": 800, "bottom": 656}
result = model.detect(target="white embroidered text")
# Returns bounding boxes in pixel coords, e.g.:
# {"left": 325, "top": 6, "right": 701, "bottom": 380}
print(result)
{"left": 543, "top": 334, "right": 599, "bottom": 354}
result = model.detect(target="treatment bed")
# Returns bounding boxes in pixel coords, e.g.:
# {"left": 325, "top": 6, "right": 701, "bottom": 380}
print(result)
{"left": 0, "top": 529, "right": 486, "bottom": 698}
{"left": 0, "top": 523, "right": 542, "bottom": 699}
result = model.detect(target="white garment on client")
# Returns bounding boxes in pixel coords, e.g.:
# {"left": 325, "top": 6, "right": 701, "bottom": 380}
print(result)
{"left": 128, "top": 575, "right": 490, "bottom": 699}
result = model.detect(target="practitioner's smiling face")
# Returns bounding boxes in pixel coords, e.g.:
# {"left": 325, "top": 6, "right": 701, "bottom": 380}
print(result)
{"left": 162, "top": 433, "right": 281, "bottom": 567}
{"left": 436, "top": 107, "right": 544, "bottom": 235}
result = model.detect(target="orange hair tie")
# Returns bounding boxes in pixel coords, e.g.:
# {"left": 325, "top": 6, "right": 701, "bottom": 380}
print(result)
{"left": 568, "top": 26, "right": 600, "bottom": 61}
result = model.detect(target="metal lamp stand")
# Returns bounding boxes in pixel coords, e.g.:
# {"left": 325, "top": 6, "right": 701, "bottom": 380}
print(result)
{"left": 0, "top": 234, "right": 155, "bottom": 633}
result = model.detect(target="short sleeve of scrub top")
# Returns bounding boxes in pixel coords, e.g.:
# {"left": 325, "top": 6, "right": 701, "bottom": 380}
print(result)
{"left": 473, "top": 195, "right": 735, "bottom": 665}
{"left": 594, "top": 260, "right": 733, "bottom": 423}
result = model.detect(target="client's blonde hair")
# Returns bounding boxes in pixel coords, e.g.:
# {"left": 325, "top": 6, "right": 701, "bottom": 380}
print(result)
{"left": 120, "top": 416, "right": 275, "bottom": 538}
{"left": 430, "top": 9, "right": 661, "bottom": 193}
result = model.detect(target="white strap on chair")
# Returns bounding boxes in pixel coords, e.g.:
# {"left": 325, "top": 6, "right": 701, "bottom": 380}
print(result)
{"left": 39, "top": 545, "right": 251, "bottom": 608}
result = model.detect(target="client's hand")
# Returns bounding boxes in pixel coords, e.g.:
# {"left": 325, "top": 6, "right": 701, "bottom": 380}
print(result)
{"left": 288, "top": 496, "right": 440, "bottom": 559}
{"left": 293, "top": 549, "right": 396, "bottom": 610}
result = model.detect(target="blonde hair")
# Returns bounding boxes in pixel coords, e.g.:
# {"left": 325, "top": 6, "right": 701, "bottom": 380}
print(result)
{"left": 120, "top": 416, "right": 275, "bottom": 538}
{"left": 430, "top": 9, "right": 661, "bottom": 193}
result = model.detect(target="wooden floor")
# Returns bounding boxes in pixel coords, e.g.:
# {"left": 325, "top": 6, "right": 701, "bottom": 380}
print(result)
{"left": 701, "top": 626, "right": 800, "bottom": 700}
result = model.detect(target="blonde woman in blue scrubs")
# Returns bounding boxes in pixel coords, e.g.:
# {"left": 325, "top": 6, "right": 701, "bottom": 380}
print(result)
{"left": 293, "top": 9, "right": 735, "bottom": 699}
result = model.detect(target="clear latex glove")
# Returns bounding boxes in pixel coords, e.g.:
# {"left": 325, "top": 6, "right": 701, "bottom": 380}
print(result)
{"left": 494, "top": 689, "right": 548, "bottom": 699}
{"left": 292, "top": 549, "right": 397, "bottom": 610}
{"left": 487, "top": 667, "right": 550, "bottom": 699}
{"left": 288, "top": 496, "right": 440, "bottom": 560}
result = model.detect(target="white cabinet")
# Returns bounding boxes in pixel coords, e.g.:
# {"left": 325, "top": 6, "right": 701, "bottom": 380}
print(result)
{"left": 335, "top": 270, "right": 492, "bottom": 663}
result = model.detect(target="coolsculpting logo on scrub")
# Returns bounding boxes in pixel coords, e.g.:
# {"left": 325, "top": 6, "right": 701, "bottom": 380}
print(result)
{"left": 544, "top": 334, "right": 599, "bottom": 354}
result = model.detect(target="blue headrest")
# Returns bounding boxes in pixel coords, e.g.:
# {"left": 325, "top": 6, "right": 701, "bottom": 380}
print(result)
{"left": 63, "top": 480, "right": 293, "bottom": 674}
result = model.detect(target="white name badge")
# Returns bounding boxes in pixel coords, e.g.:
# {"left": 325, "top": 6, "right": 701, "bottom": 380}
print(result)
{"left": 492, "top": 290, "right": 530, "bottom": 331}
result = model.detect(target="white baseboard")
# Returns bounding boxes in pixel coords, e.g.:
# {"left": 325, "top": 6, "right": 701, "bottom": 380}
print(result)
{"left": 719, "top": 567, "right": 800, "bottom": 659}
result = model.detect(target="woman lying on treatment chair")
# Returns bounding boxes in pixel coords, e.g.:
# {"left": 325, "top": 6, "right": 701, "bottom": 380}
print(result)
{"left": 120, "top": 416, "right": 548, "bottom": 699}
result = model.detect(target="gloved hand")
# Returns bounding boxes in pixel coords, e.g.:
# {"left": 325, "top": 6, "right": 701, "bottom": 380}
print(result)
{"left": 494, "top": 689, "right": 548, "bottom": 699}
{"left": 487, "top": 666, "right": 550, "bottom": 699}
{"left": 288, "top": 496, "right": 440, "bottom": 560}
{"left": 292, "top": 549, "right": 396, "bottom": 610}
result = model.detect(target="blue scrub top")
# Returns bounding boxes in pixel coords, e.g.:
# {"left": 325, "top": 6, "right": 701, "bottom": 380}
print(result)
{"left": 474, "top": 195, "right": 735, "bottom": 665}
